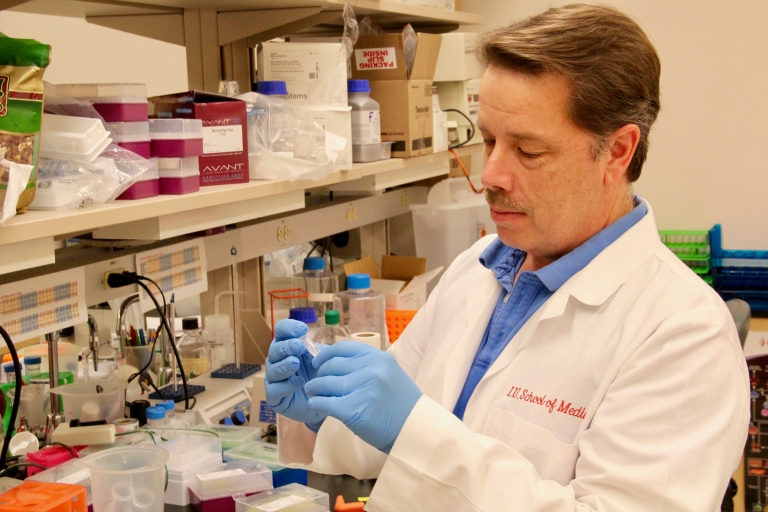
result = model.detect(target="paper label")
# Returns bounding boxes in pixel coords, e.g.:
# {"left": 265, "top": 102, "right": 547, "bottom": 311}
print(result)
{"left": 307, "top": 293, "right": 335, "bottom": 303}
{"left": 267, "top": 50, "right": 322, "bottom": 83}
{"left": 259, "top": 400, "right": 277, "bottom": 424}
{"left": 256, "top": 495, "right": 305, "bottom": 511}
{"left": 58, "top": 468, "right": 90, "bottom": 485}
{"left": 203, "top": 124, "right": 243, "bottom": 155}
{"left": 355, "top": 48, "right": 397, "bottom": 70}
{"left": 351, "top": 111, "right": 381, "bottom": 145}
{"left": 197, "top": 468, "right": 246, "bottom": 481}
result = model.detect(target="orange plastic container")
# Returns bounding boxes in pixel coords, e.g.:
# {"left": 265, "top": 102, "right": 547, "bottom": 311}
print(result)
{"left": 334, "top": 495, "right": 366, "bottom": 511}
{"left": 0, "top": 481, "right": 87, "bottom": 512}
{"left": 385, "top": 310, "right": 418, "bottom": 343}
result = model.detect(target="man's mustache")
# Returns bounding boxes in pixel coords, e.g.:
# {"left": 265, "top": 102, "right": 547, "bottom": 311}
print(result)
{"left": 484, "top": 189, "right": 532, "bottom": 215}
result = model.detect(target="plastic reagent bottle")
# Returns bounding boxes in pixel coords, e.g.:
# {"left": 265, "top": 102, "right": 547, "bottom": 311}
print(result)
{"left": 23, "top": 356, "right": 41, "bottom": 376}
{"left": 145, "top": 405, "right": 166, "bottom": 427}
{"left": 348, "top": 79, "right": 382, "bottom": 163}
{"left": 202, "top": 314, "right": 234, "bottom": 371}
{"left": 3, "top": 363, "right": 14, "bottom": 383}
{"left": 294, "top": 257, "right": 339, "bottom": 323}
{"left": 333, "top": 273, "right": 389, "bottom": 348}
{"left": 314, "top": 310, "right": 350, "bottom": 346}
{"left": 177, "top": 317, "right": 211, "bottom": 379}
{"left": 160, "top": 400, "right": 176, "bottom": 420}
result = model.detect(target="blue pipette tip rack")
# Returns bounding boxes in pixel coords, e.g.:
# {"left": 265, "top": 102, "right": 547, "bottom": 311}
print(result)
{"left": 211, "top": 363, "right": 262, "bottom": 380}
{"left": 148, "top": 384, "right": 206, "bottom": 401}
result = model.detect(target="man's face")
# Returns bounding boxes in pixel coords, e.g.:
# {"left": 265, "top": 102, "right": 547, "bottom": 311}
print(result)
{"left": 479, "top": 66, "right": 619, "bottom": 266}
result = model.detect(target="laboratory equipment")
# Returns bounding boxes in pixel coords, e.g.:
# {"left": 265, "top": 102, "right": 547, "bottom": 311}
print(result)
{"left": 202, "top": 292, "right": 237, "bottom": 371}
{"left": 162, "top": 433, "right": 223, "bottom": 472}
{"left": 3, "top": 363, "right": 15, "bottom": 383}
{"left": 85, "top": 314, "right": 117, "bottom": 377}
{"left": 235, "top": 483, "right": 329, "bottom": 512}
{"left": 161, "top": 400, "right": 176, "bottom": 420}
{"left": 24, "top": 355, "right": 41, "bottom": 375}
{"left": 145, "top": 405, "right": 166, "bottom": 427}
{"left": 301, "top": 335, "right": 320, "bottom": 357}
{"left": 178, "top": 317, "right": 212, "bottom": 379}
{"left": 15, "top": 383, "right": 47, "bottom": 430}
{"left": 177, "top": 374, "right": 252, "bottom": 425}
{"left": 113, "top": 417, "right": 140, "bottom": 433}
{"left": 9, "top": 431, "right": 39, "bottom": 456}
{"left": 313, "top": 310, "right": 348, "bottom": 346}
{"left": 385, "top": 309, "right": 417, "bottom": 343}
{"left": 55, "top": 83, "right": 149, "bottom": 122}
{"left": 149, "top": 118, "right": 204, "bottom": 157}
{"left": 77, "top": 444, "right": 168, "bottom": 512}
{"left": 28, "top": 457, "right": 94, "bottom": 508}
{"left": 189, "top": 461, "right": 273, "bottom": 512}
{"left": 333, "top": 274, "right": 389, "bottom": 346}
{"left": 157, "top": 156, "right": 201, "bottom": 195}
{"left": 51, "top": 378, "right": 126, "bottom": 424}
{"left": 45, "top": 331, "right": 61, "bottom": 415}
{"left": 109, "top": 120, "right": 151, "bottom": 158}
{"left": 0, "top": 481, "right": 87, "bottom": 512}
{"left": 293, "top": 257, "right": 340, "bottom": 321}
{"left": 348, "top": 79, "right": 381, "bottom": 163}
{"left": 349, "top": 332, "right": 382, "bottom": 350}
{"left": 165, "top": 450, "right": 223, "bottom": 507}
{"left": 223, "top": 441, "right": 308, "bottom": 488}
{"left": 26, "top": 444, "right": 83, "bottom": 476}
{"left": 19, "top": 341, "right": 82, "bottom": 379}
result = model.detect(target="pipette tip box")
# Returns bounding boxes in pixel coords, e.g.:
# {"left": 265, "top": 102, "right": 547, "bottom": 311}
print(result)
{"left": 117, "top": 178, "right": 159, "bottom": 200}
{"left": 234, "top": 483, "right": 328, "bottom": 512}
{"left": 148, "top": 383, "right": 205, "bottom": 401}
{"left": 211, "top": 363, "right": 262, "bottom": 380}
{"left": 189, "top": 461, "right": 273, "bottom": 512}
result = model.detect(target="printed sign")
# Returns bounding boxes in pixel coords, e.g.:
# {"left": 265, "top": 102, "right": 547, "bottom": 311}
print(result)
{"left": 135, "top": 239, "right": 208, "bottom": 313}
{"left": 355, "top": 47, "right": 397, "bottom": 70}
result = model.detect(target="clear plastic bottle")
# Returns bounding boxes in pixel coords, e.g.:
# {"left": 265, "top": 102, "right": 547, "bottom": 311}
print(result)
{"left": 348, "top": 79, "right": 381, "bottom": 163}
{"left": 294, "top": 257, "right": 339, "bottom": 323}
{"left": 289, "top": 307, "right": 320, "bottom": 340}
{"left": 177, "top": 317, "right": 211, "bottom": 379}
{"left": 314, "top": 310, "right": 350, "bottom": 346}
{"left": 23, "top": 356, "right": 41, "bottom": 376}
{"left": 333, "top": 274, "right": 389, "bottom": 348}
{"left": 160, "top": 400, "right": 176, "bottom": 421}
{"left": 145, "top": 405, "right": 166, "bottom": 427}
{"left": 255, "top": 80, "right": 292, "bottom": 153}
{"left": 3, "top": 363, "right": 14, "bottom": 383}
{"left": 202, "top": 314, "right": 234, "bottom": 371}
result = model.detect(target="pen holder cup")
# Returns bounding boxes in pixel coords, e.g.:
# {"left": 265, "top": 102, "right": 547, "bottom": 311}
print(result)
{"left": 124, "top": 346, "right": 154, "bottom": 373}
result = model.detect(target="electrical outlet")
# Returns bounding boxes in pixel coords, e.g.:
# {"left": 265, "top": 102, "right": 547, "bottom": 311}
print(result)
{"left": 104, "top": 268, "right": 125, "bottom": 290}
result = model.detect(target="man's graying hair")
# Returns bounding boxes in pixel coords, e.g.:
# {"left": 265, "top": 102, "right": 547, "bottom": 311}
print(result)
{"left": 478, "top": 4, "right": 661, "bottom": 182}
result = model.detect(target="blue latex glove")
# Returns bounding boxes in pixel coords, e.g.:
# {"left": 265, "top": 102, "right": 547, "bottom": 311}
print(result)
{"left": 265, "top": 319, "right": 327, "bottom": 431}
{"left": 304, "top": 341, "right": 423, "bottom": 453}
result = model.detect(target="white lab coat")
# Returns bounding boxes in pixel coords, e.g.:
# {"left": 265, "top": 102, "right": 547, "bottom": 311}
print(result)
{"left": 278, "top": 201, "right": 749, "bottom": 511}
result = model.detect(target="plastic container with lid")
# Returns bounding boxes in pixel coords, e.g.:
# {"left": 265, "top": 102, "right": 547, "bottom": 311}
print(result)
{"left": 293, "top": 257, "right": 339, "bottom": 322}
{"left": 235, "top": 483, "right": 329, "bottom": 512}
{"left": 158, "top": 156, "right": 201, "bottom": 195}
{"left": 162, "top": 433, "right": 223, "bottom": 473}
{"left": 312, "top": 310, "right": 349, "bottom": 346}
{"left": 76, "top": 444, "right": 168, "bottom": 512}
{"left": 161, "top": 399, "right": 176, "bottom": 419}
{"left": 145, "top": 405, "right": 166, "bottom": 427}
{"left": 109, "top": 121, "right": 151, "bottom": 158}
{"left": 23, "top": 355, "right": 41, "bottom": 375}
{"left": 3, "top": 363, "right": 15, "bottom": 383}
{"left": 178, "top": 317, "right": 212, "bottom": 379}
{"left": 117, "top": 158, "right": 160, "bottom": 200}
{"left": 333, "top": 274, "right": 389, "bottom": 348}
{"left": 40, "top": 114, "right": 112, "bottom": 162}
{"left": 56, "top": 83, "right": 149, "bottom": 122}
{"left": 149, "top": 118, "right": 204, "bottom": 157}
{"left": 189, "top": 460, "right": 273, "bottom": 511}
{"left": 348, "top": 79, "right": 381, "bottom": 163}
{"left": 255, "top": 81, "right": 288, "bottom": 98}
{"left": 51, "top": 378, "right": 126, "bottom": 423}
{"left": 202, "top": 314, "right": 234, "bottom": 371}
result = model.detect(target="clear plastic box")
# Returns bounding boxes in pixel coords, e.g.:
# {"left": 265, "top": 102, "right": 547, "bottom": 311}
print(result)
{"left": 224, "top": 441, "right": 281, "bottom": 470}
{"left": 40, "top": 115, "right": 111, "bottom": 159}
{"left": 109, "top": 121, "right": 150, "bottom": 142}
{"left": 166, "top": 451, "right": 223, "bottom": 507}
{"left": 27, "top": 458, "right": 93, "bottom": 506}
{"left": 161, "top": 433, "right": 223, "bottom": 473}
{"left": 191, "top": 424, "right": 261, "bottom": 451}
{"left": 149, "top": 118, "right": 204, "bottom": 157}
{"left": 235, "top": 484, "right": 328, "bottom": 512}
{"left": 190, "top": 461, "right": 272, "bottom": 501}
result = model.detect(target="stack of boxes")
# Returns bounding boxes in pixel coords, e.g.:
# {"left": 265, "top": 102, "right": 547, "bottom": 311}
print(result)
{"left": 149, "top": 118, "right": 203, "bottom": 195}
{"left": 257, "top": 42, "right": 353, "bottom": 170}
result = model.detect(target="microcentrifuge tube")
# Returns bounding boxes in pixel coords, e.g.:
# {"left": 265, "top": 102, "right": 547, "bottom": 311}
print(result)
{"left": 300, "top": 335, "right": 320, "bottom": 357}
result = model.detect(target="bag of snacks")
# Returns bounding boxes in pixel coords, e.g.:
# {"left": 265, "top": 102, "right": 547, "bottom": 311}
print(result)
{"left": 0, "top": 33, "right": 51, "bottom": 212}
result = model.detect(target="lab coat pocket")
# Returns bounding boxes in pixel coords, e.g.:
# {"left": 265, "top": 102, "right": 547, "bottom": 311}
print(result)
{"left": 482, "top": 407, "right": 579, "bottom": 485}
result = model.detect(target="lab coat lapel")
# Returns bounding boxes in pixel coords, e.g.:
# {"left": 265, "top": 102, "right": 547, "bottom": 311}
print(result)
{"left": 440, "top": 267, "right": 500, "bottom": 409}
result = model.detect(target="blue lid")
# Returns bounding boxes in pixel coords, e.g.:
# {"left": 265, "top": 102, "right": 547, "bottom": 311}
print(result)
{"left": 347, "top": 273, "right": 371, "bottom": 290}
{"left": 234, "top": 410, "right": 247, "bottom": 424}
{"left": 161, "top": 400, "right": 175, "bottom": 412}
{"left": 146, "top": 406, "right": 165, "bottom": 420}
{"left": 222, "top": 417, "right": 234, "bottom": 426}
{"left": 256, "top": 81, "right": 288, "bottom": 96}
{"left": 304, "top": 257, "right": 325, "bottom": 271}
{"left": 348, "top": 79, "right": 371, "bottom": 93}
{"left": 23, "top": 356, "right": 41, "bottom": 365}
{"left": 3, "top": 363, "right": 13, "bottom": 372}
{"left": 289, "top": 307, "right": 317, "bottom": 324}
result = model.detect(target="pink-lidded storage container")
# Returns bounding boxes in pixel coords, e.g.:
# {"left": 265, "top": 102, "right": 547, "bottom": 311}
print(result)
{"left": 109, "top": 121, "right": 151, "bottom": 159}
{"left": 158, "top": 156, "right": 200, "bottom": 195}
{"left": 118, "top": 158, "right": 160, "bottom": 200}
{"left": 150, "top": 118, "right": 204, "bottom": 158}
{"left": 56, "top": 83, "right": 149, "bottom": 123}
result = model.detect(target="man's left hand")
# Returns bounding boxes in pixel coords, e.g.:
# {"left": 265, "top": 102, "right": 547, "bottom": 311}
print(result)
{"left": 305, "top": 341, "right": 423, "bottom": 454}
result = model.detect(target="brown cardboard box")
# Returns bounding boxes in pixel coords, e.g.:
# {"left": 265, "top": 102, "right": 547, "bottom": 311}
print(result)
{"left": 352, "top": 33, "right": 442, "bottom": 157}
{"left": 449, "top": 153, "right": 473, "bottom": 178}
{"left": 343, "top": 255, "right": 443, "bottom": 310}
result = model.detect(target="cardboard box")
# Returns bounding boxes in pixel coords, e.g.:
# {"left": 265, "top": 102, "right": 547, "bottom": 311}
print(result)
{"left": 449, "top": 153, "right": 472, "bottom": 178}
{"left": 149, "top": 91, "right": 249, "bottom": 186}
{"left": 352, "top": 33, "right": 442, "bottom": 158}
{"left": 257, "top": 42, "right": 348, "bottom": 108}
{"left": 437, "top": 79, "right": 483, "bottom": 146}
{"left": 434, "top": 32, "right": 482, "bottom": 82}
{"left": 343, "top": 255, "right": 443, "bottom": 310}
{"left": 301, "top": 106, "right": 353, "bottom": 171}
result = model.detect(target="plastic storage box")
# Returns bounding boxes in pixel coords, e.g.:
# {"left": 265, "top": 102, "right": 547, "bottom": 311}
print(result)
{"left": 158, "top": 156, "right": 201, "bottom": 195}
{"left": 192, "top": 424, "right": 261, "bottom": 451}
{"left": 189, "top": 461, "right": 273, "bottom": 512}
{"left": 223, "top": 441, "right": 308, "bottom": 488}
{"left": 149, "top": 118, "right": 204, "bottom": 157}
{"left": 162, "top": 433, "right": 223, "bottom": 472}
{"left": 117, "top": 158, "right": 159, "bottom": 200}
{"left": 165, "top": 451, "right": 223, "bottom": 507}
{"left": 56, "top": 83, "right": 149, "bottom": 123}
{"left": 40, "top": 115, "right": 112, "bottom": 162}
{"left": 235, "top": 484, "right": 328, "bottom": 512}
{"left": 109, "top": 121, "right": 151, "bottom": 158}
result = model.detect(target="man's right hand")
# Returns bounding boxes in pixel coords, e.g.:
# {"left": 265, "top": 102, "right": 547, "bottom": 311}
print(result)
{"left": 265, "top": 319, "right": 327, "bottom": 431}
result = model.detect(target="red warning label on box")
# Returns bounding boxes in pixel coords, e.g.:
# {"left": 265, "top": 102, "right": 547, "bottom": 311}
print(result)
{"left": 355, "top": 47, "right": 398, "bottom": 70}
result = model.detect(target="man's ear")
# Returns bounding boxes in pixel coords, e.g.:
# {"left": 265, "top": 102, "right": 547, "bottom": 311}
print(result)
{"left": 604, "top": 124, "right": 640, "bottom": 185}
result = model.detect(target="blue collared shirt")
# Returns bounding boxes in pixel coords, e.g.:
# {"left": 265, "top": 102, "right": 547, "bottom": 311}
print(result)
{"left": 452, "top": 197, "right": 648, "bottom": 420}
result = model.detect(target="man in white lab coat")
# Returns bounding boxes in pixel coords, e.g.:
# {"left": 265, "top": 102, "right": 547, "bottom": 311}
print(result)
{"left": 265, "top": 4, "right": 749, "bottom": 511}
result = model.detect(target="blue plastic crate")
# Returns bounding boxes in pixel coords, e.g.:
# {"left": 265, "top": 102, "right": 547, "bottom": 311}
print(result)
{"left": 710, "top": 224, "right": 768, "bottom": 266}
{"left": 716, "top": 289, "right": 768, "bottom": 313}
{"left": 713, "top": 267, "right": 768, "bottom": 290}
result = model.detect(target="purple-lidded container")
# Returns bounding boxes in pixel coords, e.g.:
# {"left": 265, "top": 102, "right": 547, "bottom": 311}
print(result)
{"left": 55, "top": 83, "right": 149, "bottom": 123}
{"left": 158, "top": 156, "right": 200, "bottom": 195}
{"left": 110, "top": 121, "right": 151, "bottom": 159}
{"left": 117, "top": 158, "right": 160, "bottom": 200}
{"left": 188, "top": 461, "right": 273, "bottom": 512}
{"left": 149, "top": 118, "right": 204, "bottom": 158}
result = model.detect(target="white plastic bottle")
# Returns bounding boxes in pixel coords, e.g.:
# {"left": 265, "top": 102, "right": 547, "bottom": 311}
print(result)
{"left": 314, "top": 310, "right": 350, "bottom": 346}
{"left": 293, "top": 257, "right": 339, "bottom": 323}
{"left": 333, "top": 274, "right": 389, "bottom": 348}
{"left": 202, "top": 314, "right": 234, "bottom": 371}
{"left": 348, "top": 79, "right": 381, "bottom": 163}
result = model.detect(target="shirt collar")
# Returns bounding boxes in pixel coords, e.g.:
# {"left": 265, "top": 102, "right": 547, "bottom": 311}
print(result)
{"left": 479, "top": 195, "right": 648, "bottom": 293}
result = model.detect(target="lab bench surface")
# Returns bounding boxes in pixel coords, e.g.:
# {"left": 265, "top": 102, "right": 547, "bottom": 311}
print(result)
{"left": 164, "top": 472, "right": 376, "bottom": 511}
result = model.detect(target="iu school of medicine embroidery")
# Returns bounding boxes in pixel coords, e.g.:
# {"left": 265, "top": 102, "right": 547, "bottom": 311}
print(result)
{"left": 506, "top": 386, "right": 587, "bottom": 420}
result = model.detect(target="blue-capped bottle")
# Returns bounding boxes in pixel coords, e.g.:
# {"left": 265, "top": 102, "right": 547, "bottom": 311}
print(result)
{"left": 333, "top": 274, "right": 389, "bottom": 349}
{"left": 293, "top": 257, "right": 339, "bottom": 324}
{"left": 348, "top": 79, "right": 381, "bottom": 163}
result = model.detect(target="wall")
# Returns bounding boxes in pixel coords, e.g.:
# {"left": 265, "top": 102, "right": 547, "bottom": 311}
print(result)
{"left": 463, "top": 0, "right": 768, "bottom": 250}
{"left": 0, "top": 11, "right": 188, "bottom": 97}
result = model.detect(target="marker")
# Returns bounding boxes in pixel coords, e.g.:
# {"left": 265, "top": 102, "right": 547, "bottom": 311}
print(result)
{"left": 129, "top": 326, "right": 136, "bottom": 347}
{"left": 139, "top": 329, "right": 146, "bottom": 346}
